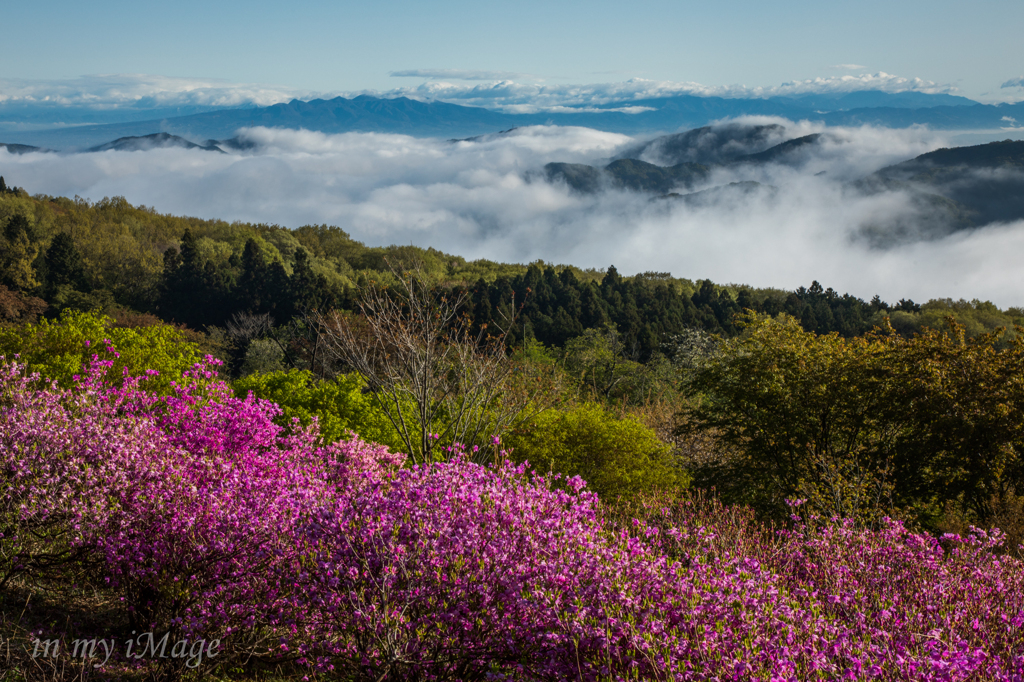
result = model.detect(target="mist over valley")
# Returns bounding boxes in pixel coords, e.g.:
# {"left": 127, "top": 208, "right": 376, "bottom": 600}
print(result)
{"left": 4, "top": 118, "right": 1023, "bottom": 307}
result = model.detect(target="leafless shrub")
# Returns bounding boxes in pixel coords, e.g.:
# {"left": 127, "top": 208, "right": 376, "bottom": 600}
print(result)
{"left": 314, "top": 263, "right": 528, "bottom": 464}
{"left": 224, "top": 312, "right": 274, "bottom": 344}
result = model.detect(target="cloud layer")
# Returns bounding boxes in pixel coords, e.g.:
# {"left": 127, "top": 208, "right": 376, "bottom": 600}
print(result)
{"left": 390, "top": 69, "right": 540, "bottom": 81}
{"left": 0, "top": 74, "right": 314, "bottom": 110}
{"left": 0, "top": 71, "right": 961, "bottom": 121}
{"left": 376, "top": 73, "right": 959, "bottom": 113}
{"left": 3, "top": 121, "right": 1023, "bottom": 308}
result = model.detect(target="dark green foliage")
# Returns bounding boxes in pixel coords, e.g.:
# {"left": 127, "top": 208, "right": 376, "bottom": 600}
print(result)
{"left": 3, "top": 214, "right": 35, "bottom": 242}
{"left": 0, "top": 213, "right": 41, "bottom": 291}
{"left": 0, "top": 176, "right": 20, "bottom": 194}
{"left": 158, "top": 229, "right": 231, "bottom": 328}
{"left": 287, "top": 246, "right": 338, "bottom": 317}
{"left": 43, "top": 232, "right": 87, "bottom": 297}
{"left": 544, "top": 159, "right": 710, "bottom": 194}
{"left": 236, "top": 238, "right": 273, "bottom": 314}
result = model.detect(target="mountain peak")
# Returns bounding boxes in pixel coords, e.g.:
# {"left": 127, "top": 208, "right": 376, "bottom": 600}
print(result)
{"left": 87, "top": 133, "right": 224, "bottom": 153}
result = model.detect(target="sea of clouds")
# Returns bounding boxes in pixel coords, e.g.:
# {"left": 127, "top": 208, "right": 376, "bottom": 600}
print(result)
{"left": 2, "top": 119, "right": 1023, "bottom": 308}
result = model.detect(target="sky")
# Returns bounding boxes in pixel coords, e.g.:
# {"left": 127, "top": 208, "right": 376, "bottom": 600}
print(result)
{"left": 1, "top": 0, "right": 1023, "bottom": 108}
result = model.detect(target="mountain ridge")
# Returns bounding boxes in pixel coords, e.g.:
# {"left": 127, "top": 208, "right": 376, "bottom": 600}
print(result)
{"left": 4, "top": 91, "right": 1022, "bottom": 151}
{"left": 86, "top": 132, "right": 226, "bottom": 153}
{"left": 543, "top": 129, "right": 1024, "bottom": 240}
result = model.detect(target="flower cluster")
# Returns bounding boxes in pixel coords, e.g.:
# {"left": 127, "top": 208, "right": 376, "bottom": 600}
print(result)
{"left": 2, "top": 352, "right": 1023, "bottom": 680}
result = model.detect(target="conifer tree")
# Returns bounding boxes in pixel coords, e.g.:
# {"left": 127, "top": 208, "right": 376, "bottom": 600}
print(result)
{"left": 237, "top": 238, "right": 271, "bottom": 314}
{"left": 44, "top": 232, "right": 86, "bottom": 297}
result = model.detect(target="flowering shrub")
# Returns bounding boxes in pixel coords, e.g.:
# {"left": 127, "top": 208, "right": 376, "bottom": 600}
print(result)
{"left": 2, "top": 349, "right": 1024, "bottom": 680}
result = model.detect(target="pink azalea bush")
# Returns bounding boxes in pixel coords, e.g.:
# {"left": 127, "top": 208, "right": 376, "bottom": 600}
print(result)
{"left": 2, "top": 348, "right": 1024, "bottom": 680}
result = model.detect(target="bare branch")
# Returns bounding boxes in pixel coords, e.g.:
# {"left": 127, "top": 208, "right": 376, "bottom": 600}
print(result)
{"left": 314, "top": 261, "right": 530, "bottom": 464}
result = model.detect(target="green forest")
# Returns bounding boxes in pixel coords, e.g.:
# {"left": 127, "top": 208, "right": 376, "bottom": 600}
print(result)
{"left": 3, "top": 180, "right": 1024, "bottom": 543}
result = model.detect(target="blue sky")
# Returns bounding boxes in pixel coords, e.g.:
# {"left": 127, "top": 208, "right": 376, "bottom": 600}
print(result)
{"left": 2, "top": 0, "right": 1023, "bottom": 108}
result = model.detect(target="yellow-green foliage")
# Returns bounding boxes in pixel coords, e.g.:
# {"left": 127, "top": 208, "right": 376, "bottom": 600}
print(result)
{"left": 682, "top": 312, "right": 896, "bottom": 522}
{"left": 0, "top": 309, "right": 202, "bottom": 391}
{"left": 232, "top": 369, "right": 406, "bottom": 451}
{"left": 883, "top": 299, "right": 1024, "bottom": 342}
{"left": 560, "top": 327, "right": 678, "bottom": 406}
{"left": 683, "top": 311, "right": 1024, "bottom": 528}
{"left": 505, "top": 402, "right": 681, "bottom": 498}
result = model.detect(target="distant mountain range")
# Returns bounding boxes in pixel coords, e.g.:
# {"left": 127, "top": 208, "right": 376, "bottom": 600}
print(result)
{"left": 543, "top": 123, "right": 821, "bottom": 193}
{"left": 2, "top": 90, "right": 1023, "bottom": 151}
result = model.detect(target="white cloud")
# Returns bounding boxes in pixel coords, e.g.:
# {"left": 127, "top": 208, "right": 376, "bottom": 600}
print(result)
{"left": 1, "top": 72, "right": 961, "bottom": 119}
{"left": 390, "top": 69, "right": 540, "bottom": 81}
{"left": 1002, "top": 77, "right": 1024, "bottom": 89}
{"left": 6, "top": 121, "right": 1022, "bottom": 307}
{"left": 369, "top": 72, "right": 958, "bottom": 113}
{"left": 0, "top": 74, "right": 312, "bottom": 110}
{"left": 831, "top": 64, "right": 868, "bottom": 71}
{"left": 770, "top": 72, "right": 955, "bottom": 96}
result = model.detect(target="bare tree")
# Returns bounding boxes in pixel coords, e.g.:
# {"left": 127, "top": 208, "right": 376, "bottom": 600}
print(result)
{"left": 226, "top": 311, "right": 305, "bottom": 373}
{"left": 314, "top": 265, "right": 528, "bottom": 465}
{"left": 225, "top": 311, "right": 274, "bottom": 343}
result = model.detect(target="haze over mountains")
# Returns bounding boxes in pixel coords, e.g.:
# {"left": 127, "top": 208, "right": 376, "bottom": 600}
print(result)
{"left": 3, "top": 89, "right": 1024, "bottom": 151}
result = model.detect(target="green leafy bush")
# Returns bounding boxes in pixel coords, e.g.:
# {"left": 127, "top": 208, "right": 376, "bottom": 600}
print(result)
{"left": 0, "top": 309, "right": 202, "bottom": 391}
{"left": 232, "top": 369, "right": 406, "bottom": 450}
{"left": 682, "top": 312, "right": 1024, "bottom": 530}
{"left": 505, "top": 402, "right": 682, "bottom": 498}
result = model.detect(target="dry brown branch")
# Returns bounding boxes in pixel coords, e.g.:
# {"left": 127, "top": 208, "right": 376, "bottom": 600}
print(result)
{"left": 314, "top": 263, "right": 528, "bottom": 464}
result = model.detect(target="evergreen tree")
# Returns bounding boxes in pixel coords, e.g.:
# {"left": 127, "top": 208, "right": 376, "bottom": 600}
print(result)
{"left": 287, "top": 247, "right": 332, "bottom": 318}
{"left": 4, "top": 214, "right": 35, "bottom": 242}
{"left": 44, "top": 232, "right": 86, "bottom": 297}
{"left": 265, "top": 260, "right": 290, "bottom": 316}
{"left": 237, "top": 238, "right": 271, "bottom": 314}
{"left": 736, "top": 288, "right": 755, "bottom": 311}
{"left": 159, "top": 229, "right": 208, "bottom": 326}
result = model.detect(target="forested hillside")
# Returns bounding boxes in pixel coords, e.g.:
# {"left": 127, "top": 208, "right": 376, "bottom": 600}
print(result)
{"left": 3, "top": 184, "right": 1020, "bottom": 358}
